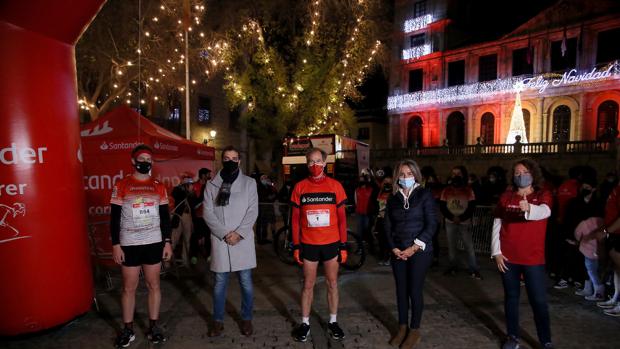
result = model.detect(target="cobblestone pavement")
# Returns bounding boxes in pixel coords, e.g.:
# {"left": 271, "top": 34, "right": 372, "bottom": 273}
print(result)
{"left": 2, "top": 243, "right": 619, "bottom": 349}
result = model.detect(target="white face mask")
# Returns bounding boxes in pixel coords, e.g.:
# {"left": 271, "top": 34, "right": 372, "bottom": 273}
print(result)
{"left": 398, "top": 178, "right": 415, "bottom": 189}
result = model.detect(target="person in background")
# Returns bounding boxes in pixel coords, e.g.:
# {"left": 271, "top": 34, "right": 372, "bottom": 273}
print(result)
{"left": 110, "top": 144, "right": 172, "bottom": 347}
{"left": 375, "top": 175, "right": 393, "bottom": 266}
{"left": 277, "top": 178, "right": 294, "bottom": 225}
{"left": 257, "top": 174, "right": 277, "bottom": 245}
{"left": 203, "top": 146, "right": 258, "bottom": 337}
{"left": 563, "top": 174, "right": 602, "bottom": 299}
{"left": 190, "top": 168, "right": 211, "bottom": 264}
{"left": 553, "top": 166, "right": 583, "bottom": 288}
{"left": 440, "top": 166, "right": 481, "bottom": 279}
{"left": 492, "top": 159, "right": 554, "bottom": 349}
{"left": 421, "top": 165, "right": 443, "bottom": 267}
{"left": 171, "top": 175, "right": 194, "bottom": 267}
{"left": 355, "top": 170, "right": 376, "bottom": 255}
{"left": 384, "top": 159, "right": 437, "bottom": 349}
{"left": 585, "top": 175, "right": 620, "bottom": 316}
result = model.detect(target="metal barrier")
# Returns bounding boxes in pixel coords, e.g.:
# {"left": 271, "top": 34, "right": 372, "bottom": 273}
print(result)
{"left": 456, "top": 205, "right": 494, "bottom": 255}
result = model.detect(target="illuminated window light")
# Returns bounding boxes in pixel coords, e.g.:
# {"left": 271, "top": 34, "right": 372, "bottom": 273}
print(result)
{"left": 402, "top": 44, "right": 431, "bottom": 60}
{"left": 403, "top": 14, "right": 433, "bottom": 33}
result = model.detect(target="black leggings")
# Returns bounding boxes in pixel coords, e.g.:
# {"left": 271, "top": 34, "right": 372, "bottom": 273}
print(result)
{"left": 392, "top": 249, "right": 433, "bottom": 329}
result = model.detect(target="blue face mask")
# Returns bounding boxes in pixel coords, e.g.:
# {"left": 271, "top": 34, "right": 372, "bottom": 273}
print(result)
{"left": 513, "top": 174, "right": 533, "bottom": 188}
{"left": 398, "top": 178, "right": 415, "bottom": 189}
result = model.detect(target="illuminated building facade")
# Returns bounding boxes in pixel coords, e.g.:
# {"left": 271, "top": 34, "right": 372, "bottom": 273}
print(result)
{"left": 388, "top": 0, "right": 620, "bottom": 149}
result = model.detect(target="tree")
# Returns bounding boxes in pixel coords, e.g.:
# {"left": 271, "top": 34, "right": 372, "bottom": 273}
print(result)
{"left": 202, "top": 0, "right": 390, "bottom": 153}
{"left": 76, "top": 0, "right": 209, "bottom": 123}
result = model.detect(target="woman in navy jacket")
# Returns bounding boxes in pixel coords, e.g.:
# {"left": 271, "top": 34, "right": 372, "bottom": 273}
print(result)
{"left": 384, "top": 159, "right": 437, "bottom": 349}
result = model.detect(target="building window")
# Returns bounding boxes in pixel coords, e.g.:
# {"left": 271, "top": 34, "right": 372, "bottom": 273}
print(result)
{"left": 597, "top": 28, "right": 620, "bottom": 65}
{"left": 357, "top": 127, "right": 370, "bottom": 140}
{"left": 480, "top": 112, "right": 494, "bottom": 144}
{"left": 196, "top": 95, "right": 211, "bottom": 125}
{"left": 523, "top": 109, "right": 531, "bottom": 142}
{"left": 408, "top": 69, "right": 423, "bottom": 92}
{"left": 448, "top": 60, "right": 465, "bottom": 87}
{"left": 512, "top": 47, "right": 534, "bottom": 76}
{"left": 407, "top": 116, "right": 423, "bottom": 148}
{"left": 597, "top": 100, "right": 619, "bottom": 140}
{"left": 413, "top": 0, "right": 427, "bottom": 17}
{"left": 551, "top": 38, "right": 577, "bottom": 72}
{"left": 478, "top": 54, "right": 497, "bottom": 82}
{"left": 410, "top": 33, "right": 425, "bottom": 47}
{"left": 552, "top": 105, "right": 571, "bottom": 142}
{"left": 446, "top": 112, "right": 465, "bottom": 146}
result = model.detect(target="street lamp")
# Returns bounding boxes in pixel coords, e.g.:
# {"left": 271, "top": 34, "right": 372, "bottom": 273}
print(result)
{"left": 203, "top": 129, "right": 217, "bottom": 145}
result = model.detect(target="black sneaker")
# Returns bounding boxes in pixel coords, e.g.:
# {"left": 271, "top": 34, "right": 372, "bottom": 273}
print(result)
{"left": 327, "top": 322, "right": 345, "bottom": 340}
{"left": 115, "top": 327, "right": 135, "bottom": 348}
{"left": 471, "top": 271, "right": 483, "bottom": 280}
{"left": 293, "top": 323, "right": 311, "bottom": 342}
{"left": 146, "top": 325, "right": 167, "bottom": 344}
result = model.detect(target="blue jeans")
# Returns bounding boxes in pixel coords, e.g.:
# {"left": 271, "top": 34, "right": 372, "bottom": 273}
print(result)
{"left": 501, "top": 263, "right": 551, "bottom": 345}
{"left": 213, "top": 269, "right": 253, "bottom": 322}
{"left": 445, "top": 220, "right": 479, "bottom": 272}
{"left": 584, "top": 257, "right": 601, "bottom": 286}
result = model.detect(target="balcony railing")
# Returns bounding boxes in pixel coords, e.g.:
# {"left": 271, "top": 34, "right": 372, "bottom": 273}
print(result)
{"left": 371, "top": 140, "right": 615, "bottom": 161}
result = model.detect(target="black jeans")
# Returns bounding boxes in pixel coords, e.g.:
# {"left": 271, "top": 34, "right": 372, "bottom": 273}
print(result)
{"left": 392, "top": 248, "right": 433, "bottom": 329}
{"left": 501, "top": 262, "right": 551, "bottom": 345}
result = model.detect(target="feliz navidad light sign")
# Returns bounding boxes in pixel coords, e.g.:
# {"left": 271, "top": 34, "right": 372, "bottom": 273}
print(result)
{"left": 387, "top": 62, "right": 619, "bottom": 111}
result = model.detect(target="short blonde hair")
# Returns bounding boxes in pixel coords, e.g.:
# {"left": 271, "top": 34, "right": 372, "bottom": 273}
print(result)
{"left": 392, "top": 159, "right": 422, "bottom": 193}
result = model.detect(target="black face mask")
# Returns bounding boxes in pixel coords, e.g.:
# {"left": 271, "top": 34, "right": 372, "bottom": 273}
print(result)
{"left": 222, "top": 160, "right": 239, "bottom": 173}
{"left": 383, "top": 184, "right": 392, "bottom": 192}
{"left": 580, "top": 188, "right": 593, "bottom": 197}
{"left": 134, "top": 161, "right": 152, "bottom": 174}
{"left": 451, "top": 176, "right": 464, "bottom": 186}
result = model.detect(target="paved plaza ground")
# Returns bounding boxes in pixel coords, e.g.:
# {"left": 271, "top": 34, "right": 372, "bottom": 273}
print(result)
{"left": 3, "top": 240, "right": 619, "bottom": 349}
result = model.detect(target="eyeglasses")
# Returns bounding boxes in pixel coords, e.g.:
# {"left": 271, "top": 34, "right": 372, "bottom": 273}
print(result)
{"left": 307, "top": 159, "right": 324, "bottom": 165}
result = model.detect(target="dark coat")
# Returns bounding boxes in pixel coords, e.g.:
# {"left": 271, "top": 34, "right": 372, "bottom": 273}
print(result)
{"left": 384, "top": 186, "right": 437, "bottom": 250}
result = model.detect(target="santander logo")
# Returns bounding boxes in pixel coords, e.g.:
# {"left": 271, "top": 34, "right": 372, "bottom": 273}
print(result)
{"left": 100, "top": 141, "right": 140, "bottom": 151}
{"left": 153, "top": 142, "right": 179, "bottom": 151}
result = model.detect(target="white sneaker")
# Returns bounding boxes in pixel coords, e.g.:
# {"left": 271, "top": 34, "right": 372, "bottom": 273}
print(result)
{"left": 603, "top": 304, "right": 620, "bottom": 317}
{"left": 597, "top": 299, "right": 617, "bottom": 309}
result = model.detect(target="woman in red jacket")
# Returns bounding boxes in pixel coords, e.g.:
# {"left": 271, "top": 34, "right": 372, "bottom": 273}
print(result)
{"left": 491, "top": 159, "right": 554, "bottom": 349}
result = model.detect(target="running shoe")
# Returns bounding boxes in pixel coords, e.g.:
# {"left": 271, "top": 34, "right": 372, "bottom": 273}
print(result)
{"left": 146, "top": 325, "right": 167, "bottom": 344}
{"left": 115, "top": 328, "right": 135, "bottom": 348}
{"left": 597, "top": 299, "right": 617, "bottom": 309}
{"left": 604, "top": 304, "right": 620, "bottom": 317}
{"left": 553, "top": 279, "right": 568, "bottom": 289}
{"left": 327, "top": 322, "right": 345, "bottom": 340}
{"left": 293, "top": 323, "right": 311, "bottom": 342}
{"left": 471, "top": 271, "right": 483, "bottom": 280}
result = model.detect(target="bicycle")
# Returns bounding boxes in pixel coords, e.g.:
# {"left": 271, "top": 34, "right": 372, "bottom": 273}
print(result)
{"left": 272, "top": 225, "right": 366, "bottom": 271}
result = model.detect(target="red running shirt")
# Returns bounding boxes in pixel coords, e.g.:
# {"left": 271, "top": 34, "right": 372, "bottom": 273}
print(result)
{"left": 110, "top": 176, "right": 169, "bottom": 246}
{"left": 291, "top": 177, "right": 347, "bottom": 245}
{"left": 605, "top": 185, "right": 620, "bottom": 232}
{"left": 494, "top": 189, "right": 553, "bottom": 265}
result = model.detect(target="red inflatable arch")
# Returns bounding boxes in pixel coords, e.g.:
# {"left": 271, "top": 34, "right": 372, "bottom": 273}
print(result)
{"left": 0, "top": 0, "right": 106, "bottom": 336}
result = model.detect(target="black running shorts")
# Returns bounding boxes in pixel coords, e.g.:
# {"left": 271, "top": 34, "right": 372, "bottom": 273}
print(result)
{"left": 121, "top": 242, "right": 164, "bottom": 267}
{"left": 301, "top": 242, "right": 340, "bottom": 262}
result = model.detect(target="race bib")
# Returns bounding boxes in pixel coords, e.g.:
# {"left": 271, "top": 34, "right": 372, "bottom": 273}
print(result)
{"left": 132, "top": 199, "right": 158, "bottom": 228}
{"left": 306, "top": 209, "right": 330, "bottom": 227}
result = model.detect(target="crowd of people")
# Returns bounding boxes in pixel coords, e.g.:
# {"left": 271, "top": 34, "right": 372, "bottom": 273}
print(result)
{"left": 108, "top": 143, "right": 620, "bottom": 349}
